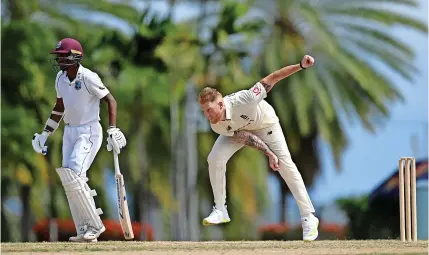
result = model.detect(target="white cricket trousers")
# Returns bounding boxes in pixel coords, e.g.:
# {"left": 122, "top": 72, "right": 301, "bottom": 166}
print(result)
{"left": 62, "top": 121, "right": 103, "bottom": 178}
{"left": 207, "top": 122, "right": 315, "bottom": 217}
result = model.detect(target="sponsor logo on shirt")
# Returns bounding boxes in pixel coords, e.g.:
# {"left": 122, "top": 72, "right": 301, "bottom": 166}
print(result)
{"left": 75, "top": 81, "right": 82, "bottom": 90}
{"left": 240, "top": 115, "right": 249, "bottom": 120}
{"left": 252, "top": 86, "right": 261, "bottom": 96}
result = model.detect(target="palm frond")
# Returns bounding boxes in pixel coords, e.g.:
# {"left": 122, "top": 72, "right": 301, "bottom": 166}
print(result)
{"left": 323, "top": 7, "right": 427, "bottom": 33}
{"left": 344, "top": 36, "right": 418, "bottom": 82}
{"left": 335, "top": 24, "right": 415, "bottom": 58}
{"left": 53, "top": 0, "right": 141, "bottom": 26}
{"left": 318, "top": 0, "right": 419, "bottom": 8}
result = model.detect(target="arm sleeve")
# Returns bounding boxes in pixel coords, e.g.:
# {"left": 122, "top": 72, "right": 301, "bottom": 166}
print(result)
{"left": 85, "top": 72, "right": 110, "bottom": 99}
{"left": 55, "top": 71, "right": 62, "bottom": 98}
{"left": 55, "top": 84, "right": 61, "bottom": 98}
{"left": 232, "top": 82, "right": 267, "bottom": 105}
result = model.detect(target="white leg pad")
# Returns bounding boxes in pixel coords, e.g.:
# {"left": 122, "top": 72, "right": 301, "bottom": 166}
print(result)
{"left": 56, "top": 168, "right": 104, "bottom": 230}
{"left": 96, "top": 208, "right": 103, "bottom": 215}
{"left": 57, "top": 168, "right": 85, "bottom": 235}
{"left": 69, "top": 199, "right": 86, "bottom": 234}
{"left": 82, "top": 182, "right": 103, "bottom": 216}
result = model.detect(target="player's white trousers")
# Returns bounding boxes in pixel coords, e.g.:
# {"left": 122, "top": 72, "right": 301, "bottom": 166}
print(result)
{"left": 207, "top": 122, "right": 315, "bottom": 217}
{"left": 62, "top": 121, "right": 103, "bottom": 178}
{"left": 60, "top": 121, "right": 104, "bottom": 234}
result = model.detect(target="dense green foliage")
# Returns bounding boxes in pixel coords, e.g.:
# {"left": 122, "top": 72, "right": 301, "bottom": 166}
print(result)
{"left": 1, "top": 0, "right": 426, "bottom": 241}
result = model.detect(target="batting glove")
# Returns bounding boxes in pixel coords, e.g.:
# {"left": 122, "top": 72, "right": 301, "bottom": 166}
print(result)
{"left": 107, "top": 126, "right": 126, "bottom": 154}
{"left": 32, "top": 131, "right": 50, "bottom": 155}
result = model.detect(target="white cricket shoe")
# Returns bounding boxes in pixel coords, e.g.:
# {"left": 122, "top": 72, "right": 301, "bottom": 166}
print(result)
{"left": 301, "top": 214, "right": 319, "bottom": 241}
{"left": 202, "top": 206, "right": 231, "bottom": 226}
{"left": 83, "top": 226, "right": 106, "bottom": 241}
{"left": 69, "top": 234, "right": 98, "bottom": 242}
{"left": 69, "top": 225, "right": 97, "bottom": 242}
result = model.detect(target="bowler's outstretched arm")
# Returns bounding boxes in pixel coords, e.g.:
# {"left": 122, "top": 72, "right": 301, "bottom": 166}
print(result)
{"left": 260, "top": 55, "right": 315, "bottom": 92}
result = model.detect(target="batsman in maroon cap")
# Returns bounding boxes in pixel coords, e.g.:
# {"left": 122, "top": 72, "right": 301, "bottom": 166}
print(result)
{"left": 31, "top": 38, "right": 127, "bottom": 242}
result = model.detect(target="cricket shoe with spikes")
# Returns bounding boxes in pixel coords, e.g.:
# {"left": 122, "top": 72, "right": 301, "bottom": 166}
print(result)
{"left": 69, "top": 234, "right": 98, "bottom": 242}
{"left": 301, "top": 214, "right": 319, "bottom": 241}
{"left": 202, "top": 205, "right": 231, "bottom": 226}
{"left": 69, "top": 225, "right": 97, "bottom": 242}
{"left": 83, "top": 226, "right": 106, "bottom": 241}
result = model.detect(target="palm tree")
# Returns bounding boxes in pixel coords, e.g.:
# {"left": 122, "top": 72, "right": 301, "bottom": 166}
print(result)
{"left": 171, "top": 0, "right": 427, "bottom": 227}
{"left": 86, "top": 6, "right": 177, "bottom": 240}
{"left": 247, "top": 0, "right": 428, "bottom": 223}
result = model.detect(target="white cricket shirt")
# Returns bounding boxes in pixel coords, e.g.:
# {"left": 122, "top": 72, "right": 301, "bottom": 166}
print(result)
{"left": 210, "top": 82, "right": 279, "bottom": 136}
{"left": 55, "top": 65, "right": 109, "bottom": 125}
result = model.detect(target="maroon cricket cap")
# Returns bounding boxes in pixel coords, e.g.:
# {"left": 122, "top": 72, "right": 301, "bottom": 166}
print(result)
{"left": 50, "top": 38, "right": 84, "bottom": 56}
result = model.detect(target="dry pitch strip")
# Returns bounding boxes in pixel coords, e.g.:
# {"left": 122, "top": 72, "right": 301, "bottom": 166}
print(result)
{"left": 2, "top": 240, "right": 428, "bottom": 255}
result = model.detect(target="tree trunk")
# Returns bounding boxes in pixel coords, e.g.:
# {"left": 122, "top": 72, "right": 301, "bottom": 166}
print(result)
{"left": 176, "top": 134, "right": 188, "bottom": 240}
{"left": 20, "top": 185, "right": 31, "bottom": 242}
{"left": 138, "top": 124, "right": 150, "bottom": 241}
{"left": 132, "top": 86, "right": 150, "bottom": 241}
{"left": 170, "top": 84, "right": 180, "bottom": 240}
{"left": 49, "top": 182, "right": 58, "bottom": 242}
{"left": 167, "top": 0, "right": 182, "bottom": 241}
{"left": 280, "top": 187, "right": 287, "bottom": 224}
{"left": 133, "top": 178, "right": 141, "bottom": 233}
{"left": 185, "top": 81, "right": 199, "bottom": 241}
{"left": 1, "top": 179, "right": 10, "bottom": 242}
{"left": 1, "top": 201, "right": 9, "bottom": 241}
{"left": 125, "top": 88, "right": 145, "bottom": 239}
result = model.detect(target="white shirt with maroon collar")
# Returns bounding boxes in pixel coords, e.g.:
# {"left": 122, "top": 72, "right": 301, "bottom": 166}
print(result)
{"left": 210, "top": 82, "right": 279, "bottom": 136}
{"left": 55, "top": 65, "right": 109, "bottom": 126}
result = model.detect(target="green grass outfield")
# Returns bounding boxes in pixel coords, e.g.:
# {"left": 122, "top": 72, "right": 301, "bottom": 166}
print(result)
{"left": 2, "top": 240, "right": 428, "bottom": 255}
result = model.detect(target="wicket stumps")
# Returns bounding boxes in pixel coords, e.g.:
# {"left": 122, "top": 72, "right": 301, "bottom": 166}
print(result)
{"left": 398, "top": 157, "right": 417, "bottom": 242}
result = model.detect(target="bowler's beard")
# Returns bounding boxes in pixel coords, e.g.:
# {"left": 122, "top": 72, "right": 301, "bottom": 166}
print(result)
{"left": 210, "top": 111, "right": 224, "bottom": 124}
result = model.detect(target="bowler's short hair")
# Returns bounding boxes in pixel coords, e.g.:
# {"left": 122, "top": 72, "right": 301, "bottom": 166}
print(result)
{"left": 198, "top": 87, "right": 221, "bottom": 105}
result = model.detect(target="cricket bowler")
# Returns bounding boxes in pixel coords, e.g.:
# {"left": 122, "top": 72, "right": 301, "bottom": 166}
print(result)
{"left": 31, "top": 38, "right": 127, "bottom": 242}
{"left": 199, "top": 55, "right": 319, "bottom": 241}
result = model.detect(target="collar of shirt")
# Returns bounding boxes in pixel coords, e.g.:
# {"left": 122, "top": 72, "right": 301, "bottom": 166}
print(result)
{"left": 63, "top": 64, "right": 84, "bottom": 83}
{"left": 224, "top": 100, "right": 231, "bottom": 121}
